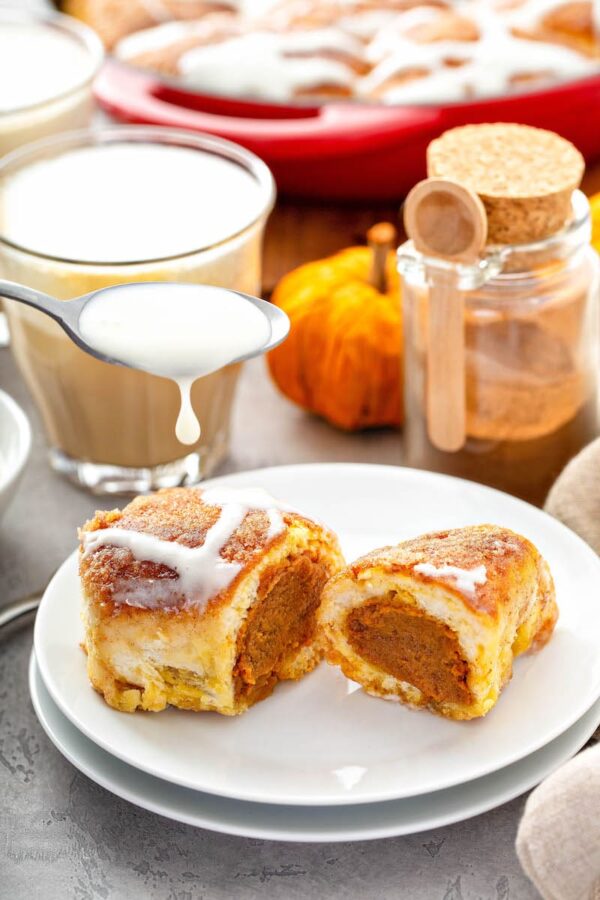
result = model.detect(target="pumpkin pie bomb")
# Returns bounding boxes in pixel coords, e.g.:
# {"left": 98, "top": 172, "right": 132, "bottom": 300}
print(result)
{"left": 62, "top": 0, "right": 238, "bottom": 49}
{"left": 79, "top": 485, "right": 344, "bottom": 715}
{"left": 319, "top": 525, "right": 558, "bottom": 720}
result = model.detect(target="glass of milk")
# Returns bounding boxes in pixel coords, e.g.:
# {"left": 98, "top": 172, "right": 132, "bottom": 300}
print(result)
{"left": 0, "top": 9, "right": 103, "bottom": 156}
{"left": 0, "top": 126, "right": 276, "bottom": 493}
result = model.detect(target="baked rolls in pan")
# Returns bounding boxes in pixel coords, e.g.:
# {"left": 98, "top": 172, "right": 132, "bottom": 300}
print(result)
{"left": 79, "top": 486, "right": 344, "bottom": 715}
{"left": 320, "top": 525, "right": 558, "bottom": 720}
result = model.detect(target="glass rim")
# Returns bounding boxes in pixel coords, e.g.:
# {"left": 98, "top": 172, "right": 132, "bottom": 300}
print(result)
{"left": 0, "top": 125, "right": 277, "bottom": 267}
{"left": 0, "top": 8, "right": 104, "bottom": 119}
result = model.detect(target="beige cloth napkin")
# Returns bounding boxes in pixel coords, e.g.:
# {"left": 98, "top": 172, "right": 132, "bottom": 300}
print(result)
{"left": 516, "top": 438, "right": 600, "bottom": 899}
{"left": 545, "top": 437, "right": 600, "bottom": 555}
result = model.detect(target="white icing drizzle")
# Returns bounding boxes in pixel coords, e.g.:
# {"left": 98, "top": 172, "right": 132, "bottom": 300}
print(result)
{"left": 115, "top": 0, "right": 599, "bottom": 103}
{"left": 81, "top": 486, "right": 289, "bottom": 609}
{"left": 365, "top": 4, "right": 445, "bottom": 57}
{"left": 177, "top": 29, "right": 364, "bottom": 99}
{"left": 361, "top": 5, "right": 595, "bottom": 103}
{"left": 116, "top": 19, "right": 215, "bottom": 58}
{"left": 413, "top": 562, "right": 487, "bottom": 598}
{"left": 200, "top": 486, "right": 290, "bottom": 539}
{"left": 337, "top": 9, "right": 404, "bottom": 40}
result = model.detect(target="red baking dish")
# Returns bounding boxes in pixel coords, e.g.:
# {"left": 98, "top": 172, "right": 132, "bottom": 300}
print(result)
{"left": 95, "top": 60, "right": 600, "bottom": 199}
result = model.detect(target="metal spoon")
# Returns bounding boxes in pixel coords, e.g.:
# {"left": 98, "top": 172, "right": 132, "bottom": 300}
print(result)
{"left": 0, "top": 279, "right": 289, "bottom": 369}
{"left": 0, "top": 588, "right": 43, "bottom": 633}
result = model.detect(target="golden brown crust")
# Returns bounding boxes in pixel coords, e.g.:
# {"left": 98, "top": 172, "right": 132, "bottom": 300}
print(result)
{"left": 406, "top": 10, "right": 480, "bottom": 42}
{"left": 261, "top": 0, "right": 450, "bottom": 32}
{"left": 320, "top": 524, "right": 558, "bottom": 720}
{"left": 124, "top": 15, "right": 240, "bottom": 75}
{"left": 512, "top": 1, "right": 600, "bottom": 57}
{"left": 340, "top": 525, "right": 544, "bottom": 615}
{"left": 62, "top": 0, "right": 235, "bottom": 49}
{"left": 79, "top": 486, "right": 345, "bottom": 714}
{"left": 80, "top": 487, "right": 323, "bottom": 614}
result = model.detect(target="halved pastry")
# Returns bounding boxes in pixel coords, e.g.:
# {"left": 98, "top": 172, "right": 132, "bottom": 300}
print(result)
{"left": 79, "top": 486, "right": 344, "bottom": 715}
{"left": 320, "top": 525, "right": 557, "bottom": 720}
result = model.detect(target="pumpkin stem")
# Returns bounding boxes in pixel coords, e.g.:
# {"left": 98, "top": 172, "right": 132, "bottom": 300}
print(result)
{"left": 367, "top": 222, "right": 397, "bottom": 293}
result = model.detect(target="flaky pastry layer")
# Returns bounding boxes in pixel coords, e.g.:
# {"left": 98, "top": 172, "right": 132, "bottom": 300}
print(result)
{"left": 80, "top": 487, "right": 344, "bottom": 715}
{"left": 319, "top": 525, "right": 558, "bottom": 720}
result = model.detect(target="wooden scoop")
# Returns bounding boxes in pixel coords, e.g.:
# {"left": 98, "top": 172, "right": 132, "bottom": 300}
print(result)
{"left": 403, "top": 178, "right": 487, "bottom": 453}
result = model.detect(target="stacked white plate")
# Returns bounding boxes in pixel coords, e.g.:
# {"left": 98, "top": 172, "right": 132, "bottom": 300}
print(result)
{"left": 31, "top": 464, "right": 600, "bottom": 842}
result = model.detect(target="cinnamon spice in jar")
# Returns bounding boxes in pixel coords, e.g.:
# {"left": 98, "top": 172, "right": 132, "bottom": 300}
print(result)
{"left": 398, "top": 124, "right": 599, "bottom": 506}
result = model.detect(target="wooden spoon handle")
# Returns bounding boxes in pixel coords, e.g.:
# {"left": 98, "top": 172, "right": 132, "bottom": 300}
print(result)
{"left": 426, "top": 269, "right": 465, "bottom": 453}
{"left": 403, "top": 178, "right": 485, "bottom": 454}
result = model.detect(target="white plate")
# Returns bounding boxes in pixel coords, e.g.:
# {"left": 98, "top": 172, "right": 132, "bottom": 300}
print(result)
{"left": 0, "top": 388, "right": 31, "bottom": 522}
{"left": 34, "top": 464, "right": 600, "bottom": 806}
{"left": 30, "top": 653, "right": 600, "bottom": 842}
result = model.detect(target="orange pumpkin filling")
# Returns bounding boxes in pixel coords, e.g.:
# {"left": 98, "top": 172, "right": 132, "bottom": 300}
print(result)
{"left": 235, "top": 554, "right": 329, "bottom": 703}
{"left": 346, "top": 596, "right": 472, "bottom": 705}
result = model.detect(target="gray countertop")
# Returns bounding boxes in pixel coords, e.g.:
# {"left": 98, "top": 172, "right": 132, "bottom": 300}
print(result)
{"left": 0, "top": 344, "right": 545, "bottom": 900}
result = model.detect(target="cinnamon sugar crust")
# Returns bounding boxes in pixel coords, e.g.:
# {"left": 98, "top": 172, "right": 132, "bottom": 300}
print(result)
{"left": 343, "top": 525, "right": 551, "bottom": 616}
{"left": 81, "top": 487, "right": 302, "bottom": 611}
{"left": 320, "top": 525, "right": 558, "bottom": 720}
{"left": 79, "top": 486, "right": 345, "bottom": 715}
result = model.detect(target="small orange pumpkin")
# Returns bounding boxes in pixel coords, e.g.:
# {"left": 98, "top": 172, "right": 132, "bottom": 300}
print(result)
{"left": 267, "top": 224, "right": 403, "bottom": 431}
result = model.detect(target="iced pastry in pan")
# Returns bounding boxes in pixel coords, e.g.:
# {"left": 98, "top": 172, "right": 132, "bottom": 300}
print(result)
{"left": 117, "top": 22, "right": 368, "bottom": 100}
{"left": 114, "top": 14, "right": 242, "bottom": 77}
{"left": 320, "top": 525, "right": 558, "bottom": 720}
{"left": 111, "top": 0, "right": 599, "bottom": 104}
{"left": 506, "top": 0, "right": 600, "bottom": 57}
{"left": 79, "top": 486, "right": 344, "bottom": 715}
{"left": 61, "top": 0, "right": 239, "bottom": 50}
{"left": 360, "top": 4, "right": 597, "bottom": 104}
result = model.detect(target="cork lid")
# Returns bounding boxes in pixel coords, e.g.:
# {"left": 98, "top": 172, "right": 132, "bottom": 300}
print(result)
{"left": 427, "top": 123, "right": 585, "bottom": 244}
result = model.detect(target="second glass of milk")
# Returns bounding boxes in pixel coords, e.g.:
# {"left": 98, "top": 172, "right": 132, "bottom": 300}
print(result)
{"left": 0, "top": 9, "right": 103, "bottom": 156}
{"left": 0, "top": 127, "right": 275, "bottom": 493}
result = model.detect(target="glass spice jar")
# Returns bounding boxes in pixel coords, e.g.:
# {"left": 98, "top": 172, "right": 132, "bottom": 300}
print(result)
{"left": 398, "top": 190, "right": 599, "bottom": 506}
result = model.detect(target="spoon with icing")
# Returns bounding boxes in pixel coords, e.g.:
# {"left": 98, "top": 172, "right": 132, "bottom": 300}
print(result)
{"left": 0, "top": 280, "right": 289, "bottom": 445}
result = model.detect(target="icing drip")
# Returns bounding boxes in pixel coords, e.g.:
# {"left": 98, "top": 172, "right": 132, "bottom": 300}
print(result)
{"left": 177, "top": 29, "right": 364, "bottom": 99}
{"left": 175, "top": 377, "right": 201, "bottom": 445}
{"left": 78, "top": 283, "right": 271, "bottom": 447}
{"left": 81, "top": 486, "right": 289, "bottom": 608}
{"left": 413, "top": 562, "right": 488, "bottom": 598}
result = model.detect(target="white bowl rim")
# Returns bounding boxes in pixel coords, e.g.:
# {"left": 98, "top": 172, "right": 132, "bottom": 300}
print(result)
{"left": 0, "top": 388, "right": 32, "bottom": 494}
